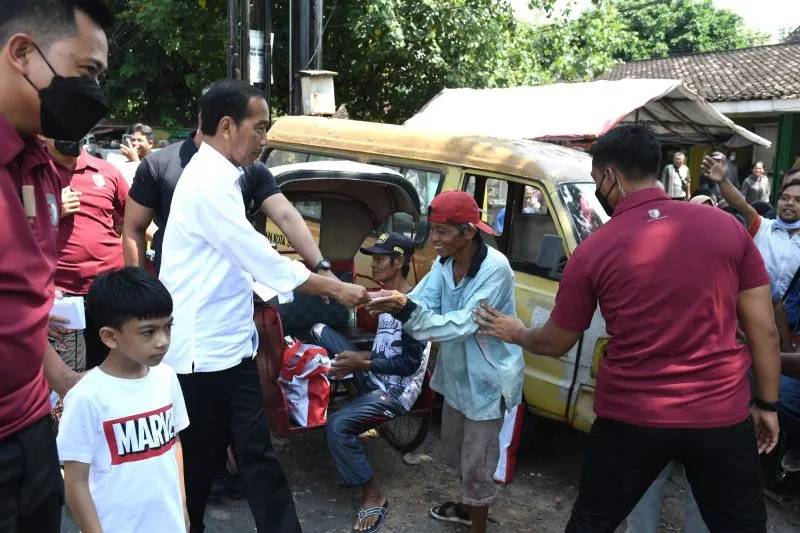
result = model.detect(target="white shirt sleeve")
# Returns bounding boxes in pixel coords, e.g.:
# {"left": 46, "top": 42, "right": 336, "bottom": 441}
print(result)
{"left": 170, "top": 370, "right": 190, "bottom": 433}
{"left": 194, "top": 182, "right": 311, "bottom": 294}
{"left": 56, "top": 386, "right": 99, "bottom": 465}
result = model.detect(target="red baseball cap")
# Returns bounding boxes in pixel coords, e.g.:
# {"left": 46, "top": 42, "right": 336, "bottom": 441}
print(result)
{"left": 428, "top": 191, "right": 494, "bottom": 235}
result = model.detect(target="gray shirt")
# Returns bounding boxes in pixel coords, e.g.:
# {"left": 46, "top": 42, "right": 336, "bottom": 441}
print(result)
{"left": 741, "top": 175, "right": 771, "bottom": 205}
{"left": 660, "top": 164, "right": 689, "bottom": 198}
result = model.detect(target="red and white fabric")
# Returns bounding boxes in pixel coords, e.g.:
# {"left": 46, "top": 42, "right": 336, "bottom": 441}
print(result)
{"left": 278, "top": 339, "right": 331, "bottom": 427}
{"left": 494, "top": 403, "right": 525, "bottom": 484}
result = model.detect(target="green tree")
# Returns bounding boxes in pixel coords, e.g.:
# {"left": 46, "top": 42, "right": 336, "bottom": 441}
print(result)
{"left": 524, "top": 0, "right": 769, "bottom": 84}
{"left": 104, "top": 0, "right": 227, "bottom": 126}
{"left": 314, "top": 0, "right": 544, "bottom": 123}
{"left": 616, "top": 0, "right": 768, "bottom": 62}
{"left": 101, "top": 0, "right": 768, "bottom": 126}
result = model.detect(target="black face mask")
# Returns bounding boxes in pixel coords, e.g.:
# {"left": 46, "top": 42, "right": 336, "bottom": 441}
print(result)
{"left": 54, "top": 139, "right": 82, "bottom": 157}
{"left": 595, "top": 173, "right": 616, "bottom": 217}
{"left": 24, "top": 42, "right": 108, "bottom": 142}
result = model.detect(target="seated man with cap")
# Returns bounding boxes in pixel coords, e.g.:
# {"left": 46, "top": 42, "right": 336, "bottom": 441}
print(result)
{"left": 309, "top": 232, "right": 428, "bottom": 533}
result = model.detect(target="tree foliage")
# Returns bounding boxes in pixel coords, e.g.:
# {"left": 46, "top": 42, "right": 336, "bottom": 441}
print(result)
{"left": 526, "top": 0, "right": 769, "bottom": 83}
{"left": 104, "top": 0, "right": 227, "bottom": 127}
{"left": 102, "top": 0, "right": 770, "bottom": 126}
{"left": 315, "top": 0, "right": 544, "bottom": 123}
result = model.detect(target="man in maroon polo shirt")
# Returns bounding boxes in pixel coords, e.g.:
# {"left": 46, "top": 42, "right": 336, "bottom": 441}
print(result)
{"left": 0, "top": 1, "right": 112, "bottom": 531}
{"left": 474, "top": 124, "right": 780, "bottom": 532}
{"left": 46, "top": 137, "right": 128, "bottom": 371}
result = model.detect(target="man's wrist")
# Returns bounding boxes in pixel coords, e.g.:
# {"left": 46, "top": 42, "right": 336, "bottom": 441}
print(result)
{"left": 511, "top": 325, "right": 526, "bottom": 346}
{"left": 752, "top": 397, "right": 780, "bottom": 412}
{"left": 395, "top": 298, "right": 416, "bottom": 322}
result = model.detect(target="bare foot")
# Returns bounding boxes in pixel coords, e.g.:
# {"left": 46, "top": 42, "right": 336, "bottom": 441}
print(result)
{"left": 354, "top": 479, "right": 386, "bottom": 531}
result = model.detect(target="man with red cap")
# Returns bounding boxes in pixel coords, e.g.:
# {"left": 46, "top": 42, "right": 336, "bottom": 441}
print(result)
{"left": 367, "top": 191, "right": 523, "bottom": 533}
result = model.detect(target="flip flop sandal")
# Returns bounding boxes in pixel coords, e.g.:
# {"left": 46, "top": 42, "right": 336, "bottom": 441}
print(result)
{"left": 430, "top": 502, "right": 472, "bottom": 526}
{"left": 354, "top": 500, "right": 389, "bottom": 533}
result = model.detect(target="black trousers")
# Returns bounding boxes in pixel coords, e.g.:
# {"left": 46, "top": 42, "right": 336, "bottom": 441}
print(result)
{"left": 0, "top": 416, "right": 63, "bottom": 533}
{"left": 566, "top": 416, "right": 767, "bottom": 533}
{"left": 178, "top": 357, "right": 302, "bottom": 533}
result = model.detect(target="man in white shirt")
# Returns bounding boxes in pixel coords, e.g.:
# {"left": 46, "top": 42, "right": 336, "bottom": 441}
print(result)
{"left": 159, "top": 79, "right": 369, "bottom": 533}
{"left": 659, "top": 151, "right": 690, "bottom": 200}
{"left": 705, "top": 162, "right": 800, "bottom": 302}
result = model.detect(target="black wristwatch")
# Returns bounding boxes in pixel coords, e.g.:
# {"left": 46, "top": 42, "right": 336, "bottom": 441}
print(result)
{"left": 313, "top": 259, "right": 332, "bottom": 273}
{"left": 752, "top": 397, "right": 780, "bottom": 412}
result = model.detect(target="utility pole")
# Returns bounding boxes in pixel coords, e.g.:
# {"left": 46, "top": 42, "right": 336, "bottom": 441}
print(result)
{"left": 226, "top": 0, "right": 239, "bottom": 80}
{"left": 240, "top": 0, "right": 250, "bottom": 83}
{"left": 312, "top": 0, "right": 323, "bottom": 70}
{"left": 289, "top": 0, "right": 322, "bottom": 115}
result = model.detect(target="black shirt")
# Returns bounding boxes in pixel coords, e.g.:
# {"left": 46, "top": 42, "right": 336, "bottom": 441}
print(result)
{"left": 128, "top": 134, "right": 280, "bottom": 271}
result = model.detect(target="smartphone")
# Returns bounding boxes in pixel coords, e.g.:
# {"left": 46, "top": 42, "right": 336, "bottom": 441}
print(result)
{"left": 122, "top": 133, "right": 133, "bottom": 145}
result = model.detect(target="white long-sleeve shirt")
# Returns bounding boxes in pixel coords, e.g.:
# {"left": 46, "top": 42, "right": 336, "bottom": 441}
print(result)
{"left": 159, "top": 143, "right": 310, "bottom": 374}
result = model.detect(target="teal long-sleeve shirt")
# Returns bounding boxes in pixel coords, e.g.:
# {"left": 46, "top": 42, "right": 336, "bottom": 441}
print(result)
{"left": 395, "top": 241, "right": 524, "bottom": 421}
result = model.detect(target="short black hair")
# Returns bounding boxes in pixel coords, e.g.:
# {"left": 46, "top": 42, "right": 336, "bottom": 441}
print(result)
{"left": 198, "top": 79, "right": 266, "bottom": 136}
{"left": 131, "top": 123, "right": 153, "bottom": 142}
{"left": 781, "top": 179, "right": 800, "bottom": 195}
{"left": 87, "top": 267, "right": 173, "bottom": 330}
{"left": 750, "top": 200, "right": 773, "bottom": 215}
{"left": 720, "top": 205, "right": 746, "bottom": 226}
{"left": 0, "top": 0, "right": 114, "bottom": 48}
{"left": 784, "top": 168, "right": 800, "bottom": 183}
{"left": 591, "top": 124, "right": 662, "bottom": 182}
{"left": 390, "top": 254, "right": 411, "bottom": 278}
{"left": 753, "top": 160, "right": 764, "bottom": 169}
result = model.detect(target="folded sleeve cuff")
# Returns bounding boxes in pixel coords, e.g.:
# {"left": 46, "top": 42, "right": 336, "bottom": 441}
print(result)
{"left": 394, "top": 299, "right": 418, "bottom": 322}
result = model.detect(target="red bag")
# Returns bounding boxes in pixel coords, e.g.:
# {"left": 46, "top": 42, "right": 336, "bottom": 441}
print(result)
{"left": 278, "top": 339, "right": 331, "bottom": 427}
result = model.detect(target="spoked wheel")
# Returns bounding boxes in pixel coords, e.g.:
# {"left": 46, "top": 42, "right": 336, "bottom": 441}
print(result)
{"left": 380, "top": 411, "right": 431, "bottom": 453}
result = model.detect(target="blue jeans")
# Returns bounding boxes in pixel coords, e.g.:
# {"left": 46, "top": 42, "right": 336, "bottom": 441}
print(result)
{"left": 780, "top": 375, "right": 800, "bottom": 452}
{"left": 310, "top": 324, "right": 405, "bottom": 487}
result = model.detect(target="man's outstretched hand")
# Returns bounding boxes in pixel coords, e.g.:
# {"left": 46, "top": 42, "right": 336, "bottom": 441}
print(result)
{"left": 473, "top": 301, "right": 524, "bottom": 344}
{"left": 701, "top": 155, "right": 729, "bottom": 183}
{"left": 333, "top": 283, "right": 370, "bottom": 308}
{"left": 365, "top": 290, "right": 408, "bottom": 315}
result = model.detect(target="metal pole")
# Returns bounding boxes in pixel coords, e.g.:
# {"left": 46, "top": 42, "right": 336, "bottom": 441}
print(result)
{"left": 299, "top": 0, "right": 309, "bottom": 71}
{"left": 288, "top": 0, "right": 293, "bottom": 113}
{"left": 227, "top": 0, "right": 237, "bottom": 79}
{"left": 264, "top": 0, "right": 272, "bottom": 124}
{"left": 313, "top": 0, "right": 322, "bottom": 69}
{"left": 241, "top": 0, "right": 251, "bottom": 83}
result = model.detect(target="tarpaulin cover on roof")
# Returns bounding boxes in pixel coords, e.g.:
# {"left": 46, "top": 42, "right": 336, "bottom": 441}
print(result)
{"left": 404, "top": 79, "right": 770, "bottom": 147}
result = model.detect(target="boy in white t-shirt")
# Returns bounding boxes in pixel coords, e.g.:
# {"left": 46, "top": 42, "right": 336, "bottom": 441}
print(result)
{"left": 57, "top": 267, "right": 189, "bottom": 532}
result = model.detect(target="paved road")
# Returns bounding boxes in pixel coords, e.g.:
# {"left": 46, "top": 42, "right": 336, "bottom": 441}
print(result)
{"left": 63, "top": 422, "right": 800, "bottom": 532}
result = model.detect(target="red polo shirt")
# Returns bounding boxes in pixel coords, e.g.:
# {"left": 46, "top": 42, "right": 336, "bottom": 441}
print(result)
{"left": 551, "top": 188, "right": 770, "bottom": 428}
{"left": 0, "top": 115, "right": 67, "bottom": 439}
{"left": 56, "top": 152, "right": 128, "bottom": 295}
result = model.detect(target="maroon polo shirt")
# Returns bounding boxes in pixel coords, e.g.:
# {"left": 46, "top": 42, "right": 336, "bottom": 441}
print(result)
{"left": 56, "top": 151, "right": 128, "bottom": 295}
{"left": 0, "top": 115, "right": 67, "bottom": 439}
{"left": 551, "top": 188, "right": 770, "bottom": 428}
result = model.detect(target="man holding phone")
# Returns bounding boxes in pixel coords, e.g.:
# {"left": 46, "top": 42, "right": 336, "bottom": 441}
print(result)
{"left": 42, "top": 135, "right": 128, "bottom": 371}
{"left": 120, "top": 122, "right": 153, "bottom": 162}
{"left": 110, "top": 123, "right": 153, "bottom": 184}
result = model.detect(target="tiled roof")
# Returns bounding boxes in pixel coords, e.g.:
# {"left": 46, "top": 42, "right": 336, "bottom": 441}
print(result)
{"left": 784, "top": 26, "right": 800, "bottom": 43}
{"left": 601, "top": 43, "right": 800, "bottom": 102}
